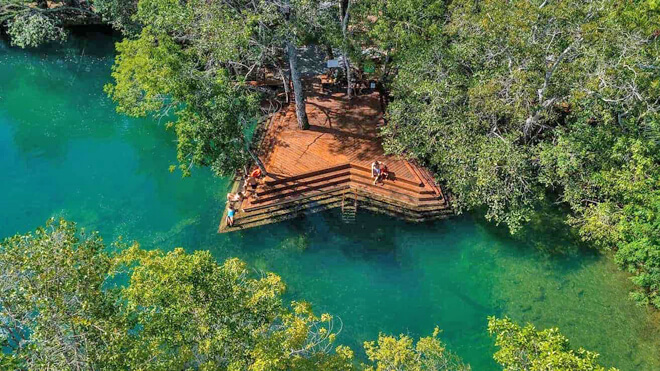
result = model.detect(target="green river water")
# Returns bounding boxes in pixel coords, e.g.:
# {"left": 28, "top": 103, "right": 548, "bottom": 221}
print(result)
{"left": 1, "top": 32, "right": 660, "bottom": 370}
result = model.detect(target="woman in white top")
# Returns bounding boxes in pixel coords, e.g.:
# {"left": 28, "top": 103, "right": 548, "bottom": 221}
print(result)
{"left": 371, "top": 160, "right": 380, "bottom": 178}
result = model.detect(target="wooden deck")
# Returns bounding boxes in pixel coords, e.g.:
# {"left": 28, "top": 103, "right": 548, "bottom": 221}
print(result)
{"left": 219, "top": 79, "right": 451, "bottom": 232}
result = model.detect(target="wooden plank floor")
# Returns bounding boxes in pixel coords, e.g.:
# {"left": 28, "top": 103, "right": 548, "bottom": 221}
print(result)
{"left": 259, "top": 81, "right": 415, "bottom": 182}
{"left": 220, "top": 78, "right": 449, "bottom": 232}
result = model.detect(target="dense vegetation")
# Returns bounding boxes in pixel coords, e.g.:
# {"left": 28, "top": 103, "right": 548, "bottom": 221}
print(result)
{"left": 0, "top": 219, "right": 617, "bottom": 370}
{"left": 378, "top": 1, "right": 660, "bottom": 309}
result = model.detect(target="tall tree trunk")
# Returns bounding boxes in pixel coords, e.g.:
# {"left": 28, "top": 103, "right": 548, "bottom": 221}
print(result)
{"left": 287, "top": 41, "right": 309, "bottom": 130}
{"left": 340, "top": 0, "right": 352, "bottom": 99}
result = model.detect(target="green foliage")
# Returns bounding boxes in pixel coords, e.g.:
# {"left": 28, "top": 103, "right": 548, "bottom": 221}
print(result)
{"left": 93, "top": 0, "right": 141, "bottom": 35}
{"left": 6, "top": 13, "right": 67, "bottom": 48}
{"left": 108, "top": 246, "right": 352, "bottom": 370}
{"left": 106, "top": 0, "right": 333, "bottom": 176}
{"left": 352, "top": 0, "right": 445, "bottom": 64}
{"left": 380, "top": 0, "right": 660, "bottom": 307}
{"left": 3, "top": 219, "right": 629, "bottom": 370}
{"left": 0, "top": 219, "right": 351, "bottom": 370}
{"left": 0, "top": 218, "right": 115, "bottom": 370}
{"left": 106, "top": 24, "right": 260, "bottom": 176}
{"left": 488, "top": 317, "right": 617, "bottom": 371}
{"left": 362, "top": 328, "right": 470, "bottom": 371}
{"left": 1, "top": 0, "right": 99, "bottom": 48}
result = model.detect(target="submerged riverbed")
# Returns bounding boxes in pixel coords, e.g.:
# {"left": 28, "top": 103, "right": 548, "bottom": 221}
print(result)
{"left": 1, "top": 33, "right": 660, "bottom": 370}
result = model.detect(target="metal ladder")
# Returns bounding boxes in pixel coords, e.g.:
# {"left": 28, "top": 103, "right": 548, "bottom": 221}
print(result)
{"left": 341, "top": 191, "right": 358, "bottom": 224}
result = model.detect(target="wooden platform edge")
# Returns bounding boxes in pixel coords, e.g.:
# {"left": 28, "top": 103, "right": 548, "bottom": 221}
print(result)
{"left": 219, "top": 184, "right": 454, "bottom": 234}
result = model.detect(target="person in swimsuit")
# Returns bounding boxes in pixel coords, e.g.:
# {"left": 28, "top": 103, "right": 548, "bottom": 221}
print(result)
{"left": 247, "top": 176, "right": 258, "bottom": 190}
{"left": 226, "top": 206, "right": 236, "bottom": 227}
{"left": 244, "top": 176, "right": 259, "bottom": 200}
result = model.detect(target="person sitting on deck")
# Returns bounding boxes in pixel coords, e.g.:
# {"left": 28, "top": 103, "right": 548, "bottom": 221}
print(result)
{"left": 226, "top": 206, "right": 236, "bottom": 227}
{"left": 371, "top": 160, "right": 380, "bottom": 178}
{"left": 379, "top": 164, "right": 389, "bottom": 182}
{"left": 374, "top": 163, "right": 389, "bottom": 185}
{"left": 246, "top": 176, "right": 259, "bottom": 191}
{"left": 226, "top": 192, "right": 244, "bottom": 205}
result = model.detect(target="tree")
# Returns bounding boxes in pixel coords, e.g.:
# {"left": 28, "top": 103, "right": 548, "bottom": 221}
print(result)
{"left": 3, "top": 220, "right": 630, "bottom": 371}
{"left": 0, "top": 219, "right": 115, "bottom": 370}
{"left": 93, "top": 0, "right": 141, "bottom": 35}
{"left": 350, "top": 0, "right": 445, "bottom": 85}
{"left": 1, "top": 0, "right": 100, "bottom": 47}
{"left": 0, "top": 219, "right": 352, "bottom": 370}
{"left": 362, "top": 328, "right": 470, "bottom": 371}
{"left": 108, "top": 245, "right": 351, "bottom": 370}
{"left": 106, "top": 28, "right": 260, "bottom": 177}
{"left": 106, "top": 0, "right": 334, "bottom": 175}
{"left": 339, "top": 0, "right": 353, "bottom": 99}
{"left": 375, "top": 0, "right": 660, "bottom": 307}
{"left": 488, "top": 317, "right": 618, "bottom": 371}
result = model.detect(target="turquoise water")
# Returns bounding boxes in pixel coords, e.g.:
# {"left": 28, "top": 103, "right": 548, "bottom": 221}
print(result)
{"left": 1, "top": 33, "right": 660, "bottom": 370}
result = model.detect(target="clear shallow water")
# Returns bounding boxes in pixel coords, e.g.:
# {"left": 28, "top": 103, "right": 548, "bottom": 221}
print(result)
{"left": 1, "top": 33, "right": 660, "bottom": 370}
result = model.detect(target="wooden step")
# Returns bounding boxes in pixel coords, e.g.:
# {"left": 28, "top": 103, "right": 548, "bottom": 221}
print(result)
{"left": 258, "top": 169, "right": 351, "bottom": 196}
{"left": 234, "top": 197, "right": 343, "bottom": 227}
{"left": 352, "top": 187, "right": 447, "bottom": 211}
{"left": 244, "top": 184, "right": 350, "bottom": 212}
{"left": 350, "top": 170, "right": 436, "bottom": 196}
{"left": 355, "top": 194, "right": 452, "bottom": 219}
{"left": 350, "top": 164, "right": 423, "bottom": 188}
{"left": 403, "top": 160, "right": 426, "bottom": 188}
{"left": 350, "top": 178, "right": 440, "bottom": 203}
{"left": 252, "top": 176, "right": 351, "bottom": 204}
{"left": 415, "top": 165, "right": 444, "bottom": 199}
{"left": 244, "top": 188, "right": 347, "bottom": 215}
{"left": 265, "top": 163, "right": 350, "bottom": 186}
{"left": 224, "top": 199, "right": 343, "bottom": 232}
{"left": 358, "top": 203, "right": 451, "bottom": 223}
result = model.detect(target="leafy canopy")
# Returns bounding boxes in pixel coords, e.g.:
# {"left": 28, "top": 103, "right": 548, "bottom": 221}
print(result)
{"left": 488, "top": 317, "right": 618, "bottom": 371}
{"left": 1, "top": 0, "right": 99, "bottom": 47}
{"left": 0, "top": 219, "right": 351, "bottom": 370}
{"left": 379, "top": 0, "right": 660, "bottom": 307}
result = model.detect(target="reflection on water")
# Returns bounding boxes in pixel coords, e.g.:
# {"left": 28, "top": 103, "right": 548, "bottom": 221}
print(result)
{"left": 1, "top": 33, "right": 660, "bottom": 371}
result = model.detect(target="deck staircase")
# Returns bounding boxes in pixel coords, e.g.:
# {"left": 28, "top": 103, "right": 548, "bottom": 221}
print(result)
{"left": 219, "top": 163, "right": 452, "bottom": 232}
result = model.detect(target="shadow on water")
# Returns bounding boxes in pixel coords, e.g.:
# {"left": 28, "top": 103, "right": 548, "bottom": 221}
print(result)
{"left": 473, "top": 198, "right": 601, "bottom": 267}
